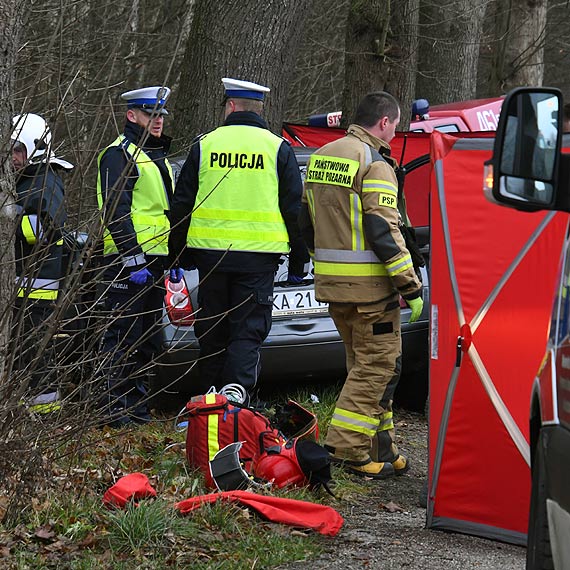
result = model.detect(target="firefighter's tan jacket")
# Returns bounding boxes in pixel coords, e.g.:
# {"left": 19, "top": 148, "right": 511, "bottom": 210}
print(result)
{"left": 300, "top": 124, "right": 422, "bottom": 304}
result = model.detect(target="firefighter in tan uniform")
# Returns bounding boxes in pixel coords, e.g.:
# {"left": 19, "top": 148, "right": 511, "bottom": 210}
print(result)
{"left": 299, "top": 92, "right": 423, "bottom": 479}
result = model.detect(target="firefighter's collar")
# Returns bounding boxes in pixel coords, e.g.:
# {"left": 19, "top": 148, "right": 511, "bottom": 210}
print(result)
{"left": 347, "top": 124, "right": 391, "bottom": 155}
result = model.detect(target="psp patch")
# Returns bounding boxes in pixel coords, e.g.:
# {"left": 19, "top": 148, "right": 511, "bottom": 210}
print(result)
{"left": 379, "top": 193, "right": 397, "bottom": 208}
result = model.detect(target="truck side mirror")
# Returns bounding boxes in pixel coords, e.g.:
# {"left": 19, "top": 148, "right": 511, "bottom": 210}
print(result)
{"left": 484, "top": 87, "right": 563, "bottom": 212}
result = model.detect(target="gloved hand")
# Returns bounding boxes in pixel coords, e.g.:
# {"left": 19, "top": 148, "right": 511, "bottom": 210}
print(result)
{"left": 407, "top": 296, "right": 424, "bottom": 323}
{"left": 129, "top": 267, "right": 152, "bottom": 285}
{"left": 169, "top": 267, "right": 185, "bottom": 284}
{"left": 287, "top": 274, "right": 304, "bottom": 285}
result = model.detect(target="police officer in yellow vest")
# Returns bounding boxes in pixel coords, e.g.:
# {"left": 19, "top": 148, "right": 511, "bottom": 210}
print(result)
{"left": 97, "top": 85, "right": 174, "bottom": 426}
{"left": 169, "top": 78, "right": 308, "bottom": 404}
{"left": 299, "top": 92, "right": 424, "bottom": 479}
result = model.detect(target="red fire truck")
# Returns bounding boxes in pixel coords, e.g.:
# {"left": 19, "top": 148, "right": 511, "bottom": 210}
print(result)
{"left": 282, "top": 97, "right": 502, "bottom": 230}
{"left": 298, "top": 96, "right": 503, "bottom": 135}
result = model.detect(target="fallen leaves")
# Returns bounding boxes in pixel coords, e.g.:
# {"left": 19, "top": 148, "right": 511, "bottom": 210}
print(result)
{"left": 34, "top": 525, "right": 56, "bottom": 540}
{"left": 379, "top": 501, "right": 405, "bottom": 513}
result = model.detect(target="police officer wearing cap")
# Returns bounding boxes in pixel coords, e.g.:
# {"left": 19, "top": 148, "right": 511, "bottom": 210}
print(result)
{"left": 169, "top": 78, "right": 309, "bottom": 403}
{"left": 97, "top": 85, "right": 174, "bottom": 426}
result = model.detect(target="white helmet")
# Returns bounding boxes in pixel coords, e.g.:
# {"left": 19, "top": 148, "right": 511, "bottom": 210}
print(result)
{"left": 11, "top": 113, "right": 51, "bottom": 162}
{"left": 11, "top": 113, "right": 73, "bottom": 170}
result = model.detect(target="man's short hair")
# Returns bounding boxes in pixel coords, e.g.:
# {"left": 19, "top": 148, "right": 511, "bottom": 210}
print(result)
{"left": 230, "top": 97, "right": 264, "bottom": 114}
{"left": 353, "top": 92, "right": 400, "bottom": 128}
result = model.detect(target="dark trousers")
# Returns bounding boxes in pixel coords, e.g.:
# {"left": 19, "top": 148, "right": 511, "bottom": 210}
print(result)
{"left": 13, "top": 298, "right": 58, "bottom": 396}
{"left": 100, "top": 264, "right": 165, "bottom": 418}
{"left": 193, "top": 269, "right": 275, "bottom": 393}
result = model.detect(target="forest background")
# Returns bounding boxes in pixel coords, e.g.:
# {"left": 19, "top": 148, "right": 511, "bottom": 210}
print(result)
{"left": 3, "top": 0, "right": 568, "bottom": 226}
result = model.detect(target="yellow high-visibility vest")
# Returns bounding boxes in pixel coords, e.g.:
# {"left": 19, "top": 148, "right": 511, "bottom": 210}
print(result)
{"left": 97, "top": 136, "right": 172, "bottom": 256}
{"left": 187, "top": 125, "right": 289, "bottom": 254}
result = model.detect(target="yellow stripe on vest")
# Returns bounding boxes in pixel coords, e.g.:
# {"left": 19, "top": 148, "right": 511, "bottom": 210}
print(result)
{"left": 18, "top": 288, "right": 58, "bottom": 300}
{"left": 362, "top": 179, "right": 398, "bottom": 193}
{"left": 191, "top": 208, "right": 285, "bottom": 223}
{"left": 362, "top": 179, "right": 398, "bottom": 208}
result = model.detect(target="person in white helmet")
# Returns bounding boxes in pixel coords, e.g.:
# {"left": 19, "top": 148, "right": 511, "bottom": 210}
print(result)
{"left": 11, "top": 112, "right": 73, "bottom": 413}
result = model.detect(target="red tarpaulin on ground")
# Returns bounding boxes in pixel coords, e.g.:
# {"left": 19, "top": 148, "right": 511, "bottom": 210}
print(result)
{"left": 427, "top": 132, "right": 569, "bottom": 544}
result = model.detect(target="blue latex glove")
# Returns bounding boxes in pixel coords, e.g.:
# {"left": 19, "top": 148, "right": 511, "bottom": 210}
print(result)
{"left": 407, "top": 296, "right": 424, "bottom": 323}
{"left": 129, "top": 267, "right": 152, "bottom": 285}
{"left": 287, "top": 274, "right": 304, "bottom": 285}
{"left": 169, "top": 268, "right": 184, "bottom": 284}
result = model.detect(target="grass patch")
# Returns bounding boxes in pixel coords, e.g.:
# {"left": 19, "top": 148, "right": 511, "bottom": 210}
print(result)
{"left": 106, "top": 499, "right": 181, "bottom": 553}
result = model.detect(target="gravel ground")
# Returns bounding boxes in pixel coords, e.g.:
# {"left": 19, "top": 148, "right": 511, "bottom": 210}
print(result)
{"left": 278, "top": 409, "right": 526, "bottom": 570}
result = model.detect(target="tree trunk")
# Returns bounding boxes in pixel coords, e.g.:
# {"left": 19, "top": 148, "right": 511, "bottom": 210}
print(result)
{"left": 488, "top": 0, "right": 548, "bottom": 93}
{"left": 386, "top": 0, "right": 420, "bottom": 130}
{"left": 416, "top": 0, "right": 488, "bottom": 105}
{"left": 285, "top": 0, "right": 349, "bottom": 122}
{"left": 173, "top": 0, "right": 311, "bottom": 149}
{"left": 341, "top": 0, "right": 391, "bottom": 126}
{"left": 543, "top": 1, "right": 570, "bottom": 96}
{"left": 0, "top": 0, "right": 20, "bottom": 379}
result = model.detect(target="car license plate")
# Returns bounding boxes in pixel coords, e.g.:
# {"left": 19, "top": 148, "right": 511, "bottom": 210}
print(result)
{"left": 272, "top": 289, "right": 328, "bottom": 317}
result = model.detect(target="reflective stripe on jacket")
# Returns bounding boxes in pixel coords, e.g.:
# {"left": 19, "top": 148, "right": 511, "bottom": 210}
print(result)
{"left": 302, "top": 124, "right": 421, "bottom": 304}
{"left": 97, "top": 136, "right": 172, "bottom": 256}
{"left": 187, "top": 125, "right": 289, "bottom": 254}
{"left": 17, "top": 216, "right": 63, "bottom": 300}
{"left": 15, "top": 163, "right": 66, "bottom": 301}
{"left": 17, "top": 277, "right": 60, "bottom": 300}
{"left": 21, "top": 214, "right": 43, "bottom": 244}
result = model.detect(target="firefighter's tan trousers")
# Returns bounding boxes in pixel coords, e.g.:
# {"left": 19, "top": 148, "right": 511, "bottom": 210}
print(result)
{"left": 325, "top": 299, "right": 402, "bottom": 463}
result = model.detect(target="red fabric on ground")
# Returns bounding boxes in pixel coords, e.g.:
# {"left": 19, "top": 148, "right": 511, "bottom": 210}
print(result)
{"left": 175, "top": 490, "right": 343, "bottom": 537}
{"left": 103, "top": 473, "right": 157, "bottom": 508}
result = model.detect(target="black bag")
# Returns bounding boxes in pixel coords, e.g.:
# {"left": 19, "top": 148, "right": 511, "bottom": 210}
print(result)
{"left": 399, "top": 222, "right": 425, "bottom": 271}
{"left": 295, "top": 439, "right": 335, "bottom": 495}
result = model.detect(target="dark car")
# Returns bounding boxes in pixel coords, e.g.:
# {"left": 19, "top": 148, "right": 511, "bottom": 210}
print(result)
{"left": 154, "top": 147, "right": 430, "bottom": 411}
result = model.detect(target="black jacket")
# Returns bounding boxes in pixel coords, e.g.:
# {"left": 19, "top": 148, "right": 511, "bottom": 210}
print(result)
{"left": 15, "top": 162, "right": 67, "bottom": 291}
{"left": 169, "top": 111, "right": 309, "bottom": 275}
